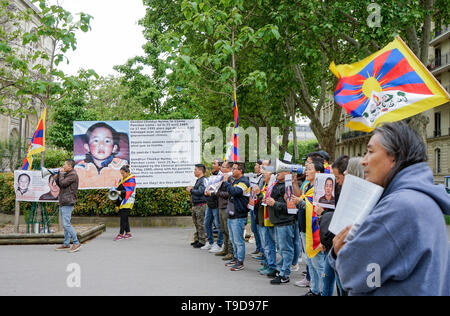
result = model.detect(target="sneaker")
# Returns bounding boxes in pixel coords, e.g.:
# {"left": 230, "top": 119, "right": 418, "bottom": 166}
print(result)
{"left": 250, "top": 250, "right": 260, "bottom": 255}
{"left": 209, "top": 243, "right": 222, "bottom": 253}
{"left": 270, "top": 275, "right": 290, "bottom": 285}
{"left": 295, "top": 277, "right": 310, "bottom": 288}
{"left": 261, "top": 267, "right": 276, "bottom": 276}
{"left": 254, "top": 254, "right": 265, "bottom": 261}
{"left": 114, "top": 234, "right": 124, "bottom": 241}
{"left": 215, "top": 250, "right": 227, "bottom": 256}
{"left": 230, "top": 261, "right": 244, "bottom": 271}
{"left": 258, "top": 265, "right": 269, "bottom": 274}
{"left": 266, "top": 270, "right": 280, "bottom": 278}
{"left": 222, "top": 254, "right": 234, "bottom": 261}
{"left": 69, "top": 244, "right": 81, "bottom": 253}
{"left": 200, "top": 242, "right": 212, "bottom": 250}
{"left": 291, "top": 264, "right": 300, "bottom": 272}
{"left": 190, "top": 241, "right": 198, "bottom": 246}
{"left": 304, "top": 290, "right": 320, "bottom": 296}
{"left": 55, "top": 245, "right": 70, "bottom": 251}
{"left": 124, "top": 233, "right": 133, "bottom": 239}
{"left": 225, "top": 258, "right": 238, "bottom": 267}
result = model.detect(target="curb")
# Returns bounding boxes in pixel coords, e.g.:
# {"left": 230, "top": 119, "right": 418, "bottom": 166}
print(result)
{"left": 0, "top": 224, "right": 106, "bottom": 245}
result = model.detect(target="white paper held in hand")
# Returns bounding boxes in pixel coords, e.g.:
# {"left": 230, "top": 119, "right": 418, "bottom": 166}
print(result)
{"left": 328, "top": 174, "right": 384, "bottom": 237}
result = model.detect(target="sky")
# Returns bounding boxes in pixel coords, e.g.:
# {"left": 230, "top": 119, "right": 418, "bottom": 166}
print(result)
{"left": 51, "top": 0, "right": 147, "bottom": 77}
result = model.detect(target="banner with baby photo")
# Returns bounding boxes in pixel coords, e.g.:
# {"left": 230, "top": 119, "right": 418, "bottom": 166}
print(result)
{"left": 313, "top": 174, "right": 336, "bottom": 209}
{"left": 73, "top": 120, "right": 202, "bottom": 189}
{"left": 14, "top": 170, "right": 60, "bottom": 202}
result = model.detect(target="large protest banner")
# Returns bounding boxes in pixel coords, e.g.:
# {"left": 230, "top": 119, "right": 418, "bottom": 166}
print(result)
{"left": 14, "top": 170, "right": 60, "bottom": 202}
{"left": 73, "top": 120, "right": 201, "bottom": 189}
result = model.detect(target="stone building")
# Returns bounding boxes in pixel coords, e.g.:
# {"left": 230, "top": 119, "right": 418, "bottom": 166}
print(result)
{"left": 424, "top": 23, "right": 450, "bottom": 184}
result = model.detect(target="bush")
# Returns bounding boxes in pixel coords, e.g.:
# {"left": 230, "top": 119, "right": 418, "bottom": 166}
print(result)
{"left": 0, "top": 172, "right": 192, "bottom": 217}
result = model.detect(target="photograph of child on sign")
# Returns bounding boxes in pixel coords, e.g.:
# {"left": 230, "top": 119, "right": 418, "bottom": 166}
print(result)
{"left": 73, "top": 121, "right": 130, "bottom": 189}
{"left": 313, "top": 174, "right": 336, "bottom": 209}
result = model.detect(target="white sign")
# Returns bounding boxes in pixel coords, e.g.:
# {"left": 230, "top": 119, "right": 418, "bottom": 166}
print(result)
{"left": 73, "top": 120, "right": 201, "bottom": 189}
{"left": 14, "top": 170, "right": 59, "bottom": 202}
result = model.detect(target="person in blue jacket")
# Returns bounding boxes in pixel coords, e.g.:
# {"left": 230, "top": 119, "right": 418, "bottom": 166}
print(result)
{"left": 330, "top": 122, "right": 450, "bottom": 296}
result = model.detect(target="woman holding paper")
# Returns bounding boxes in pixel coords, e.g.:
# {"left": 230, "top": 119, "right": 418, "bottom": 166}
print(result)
{"left": 330, "top": 122, "right": 450, "bottom": 296}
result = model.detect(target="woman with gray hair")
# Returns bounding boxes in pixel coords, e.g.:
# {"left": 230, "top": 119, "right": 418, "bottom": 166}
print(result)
{"left": 329, "top": 122, "right": 450, "bottom": 296}
{"left": 344, "top": 157, "right": 364, "bottom": 179}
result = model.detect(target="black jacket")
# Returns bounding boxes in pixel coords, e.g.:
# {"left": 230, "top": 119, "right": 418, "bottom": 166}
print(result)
{"left": 190, "top": 176, "right": 207, "bottom": 206}
{"left": 223, "top": 176, "right": 250, "bottom": 219}
{"left": 267, "top": 181, "right": 297, "bottom": 226}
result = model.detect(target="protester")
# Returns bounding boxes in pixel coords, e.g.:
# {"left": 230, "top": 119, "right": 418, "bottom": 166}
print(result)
{"left": 266, "top": 162, "right": 299, "bottom": 285}
{"left": 113, "top": 165, "right": 136, "bottom": 241}
{"left": 345, "top": 157, "right": 365, "bottom": 178}
{"left": 330, "top": 122, "right": 450, "bottom": 296}
{"left": 253, "top": 166, "right": 277, "bottom": 276}
{"left": 316, "top": 155, "right": 349, "bottom": 296}
{"left": 250, "top": 160, "right": 265, "bottom": 259}
{"left": 214, "top": 161, "right": 234, "bottom": 260}
{"left": 292, "top": 157, "right": 325, "bottom": 295}
{"left": 222, "top": 162, "right": 251, "bottom": 271}
{"left": 186, "top": 164, "right": 207, "bottom": 248}
{"left": 54, "top": 159, "right": 81, "bottom": 253}
{"left": 203, "top": 159, "right": 223, "bottom": 252}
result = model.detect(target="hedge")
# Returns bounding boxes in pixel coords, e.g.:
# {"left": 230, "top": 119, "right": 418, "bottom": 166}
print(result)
{"left": 0, "top": 172, "right": 192, "bottom": 217}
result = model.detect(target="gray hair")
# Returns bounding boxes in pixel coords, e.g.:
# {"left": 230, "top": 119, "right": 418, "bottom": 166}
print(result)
{"left": 373, "top": 122, "right": 427, "bottom": 188}
{"left": 346, "top": 157, "right": 365, "bottom": 179}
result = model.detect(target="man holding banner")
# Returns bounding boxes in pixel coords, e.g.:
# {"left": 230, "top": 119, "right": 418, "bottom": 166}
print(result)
{"left": 54, "top": 159, "right": 81, "bottom": 253}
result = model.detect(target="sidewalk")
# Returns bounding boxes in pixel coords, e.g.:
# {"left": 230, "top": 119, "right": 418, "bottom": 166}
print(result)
{"left": 0, "top": 227, "right": 309, "bottom": 296}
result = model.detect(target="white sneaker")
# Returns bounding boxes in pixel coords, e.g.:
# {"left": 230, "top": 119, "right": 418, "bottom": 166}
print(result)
{"left": 209, "top": 243, "right": 222, "bottom": 253}
{"left": 200, "top": 242, "right": 212, "bottom": 250}
{"left": 294, "top": 277, "right": 310, "bottom": 288}
{"left": 291, "top": 264, "right": 300, "bottom": 272}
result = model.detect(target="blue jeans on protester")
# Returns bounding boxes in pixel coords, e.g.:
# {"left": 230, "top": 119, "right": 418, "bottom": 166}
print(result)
{"left": 228, "top": 217, "right": 247, "bottom": 262}
{"left": 292, "top": 225, "right": 301, "bottom": 266}
{"left": 275, "top": 224, "right": 298, "bottom": 278}
{"left": 204, "top": 207, "right": 223, "bottom": 246}
{"left": 322, "top": 250, "right": 336, "bottom": 296}
{"left": 60, "top": 205, "right": 79, "bottom": 246}
{"left": 250, "top": 209, "right": 263, "bottom": 253}
{"left": 258, "top": 226, "right": 277, "bottom": 270}
{"left": 309, "top": 250, "right": 326, "bottom": 295}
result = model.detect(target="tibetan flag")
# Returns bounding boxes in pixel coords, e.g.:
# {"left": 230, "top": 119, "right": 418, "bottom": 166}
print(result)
{"left": 331, "top": 36, "right": 450, "bottom": 132}
{"left": 225, "top": 91, "right": 239, "bottom": 162}
{"left": 118, "top": 174, "right": 136, "bottom": 209}
{"left": 304, "top": 185, "right": 321, "bottom": 258}
{"left": 27, "top": 107, "right": 47, "bottom": 156}
{"left": 21, "top": 154, "right": 33, "bottom": 170}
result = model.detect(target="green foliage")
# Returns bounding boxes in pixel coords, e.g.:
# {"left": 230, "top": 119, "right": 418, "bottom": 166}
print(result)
{"left": 0, "top": 172, "right": 192, "bottom": 217}
{"left": 288, "top": 140, "right": 319, "bottom": 164}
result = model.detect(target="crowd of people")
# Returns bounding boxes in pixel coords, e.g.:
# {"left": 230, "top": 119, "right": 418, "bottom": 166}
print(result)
{"left": 187, "top": 122, "right": 450, "bottom": 296}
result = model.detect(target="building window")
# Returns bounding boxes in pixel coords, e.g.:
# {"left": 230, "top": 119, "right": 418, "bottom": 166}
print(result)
{"left": 435, "top": 149, "right": 441, "bottom": 174}
{"left": 434, "top": 112, "right": 441, "bottom": 137}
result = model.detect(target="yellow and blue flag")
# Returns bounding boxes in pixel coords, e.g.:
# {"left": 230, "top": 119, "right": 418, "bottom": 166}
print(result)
{"left": 330, "top": 37, "right": 450, "bottom": 132}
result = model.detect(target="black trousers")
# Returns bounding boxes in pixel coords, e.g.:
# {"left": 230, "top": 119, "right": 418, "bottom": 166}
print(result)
{"left": 119, "top": 208, "right": 131, "bottom": 235}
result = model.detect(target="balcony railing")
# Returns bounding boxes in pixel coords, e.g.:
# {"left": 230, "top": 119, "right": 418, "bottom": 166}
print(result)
{"left": 428, "top": 53, "right": 450, "bottom": 71}
{"left": 435, "top": 26, "right": 450, "bottom": 38}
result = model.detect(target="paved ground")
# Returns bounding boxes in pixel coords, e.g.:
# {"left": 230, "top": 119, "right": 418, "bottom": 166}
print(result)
{"left": 0, "top": 227, "right": 309, "bottom": 296}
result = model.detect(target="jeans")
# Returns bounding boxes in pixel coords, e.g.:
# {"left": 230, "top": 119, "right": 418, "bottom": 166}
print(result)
{"left": 60, "top": 205, "right": 79, "bottom": 246}
{"left": 250, "top": 209, "right": 263, "bottom": 253}
{"left": 258, "top": 225, "right": 276, "bottom": 270}
{"left": 204, "top": 207, "right": 223, "bottom": 246}
{"left": 301, "top": 232, "right": 311, "bottom": 282}
{"left": 228, "top": 217, "right": 247, "bottom": 262}
{"left": 322, "top": 250, "right": 336, "bottom": 296}
{"left": 309, "top": 250, "right": 326, "bottom": 295}
{"left": 292, "top": 225, "right": 301, "bottom": 266}
{"left": 274, "top": 224, "right": 298, "bottom": 278}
